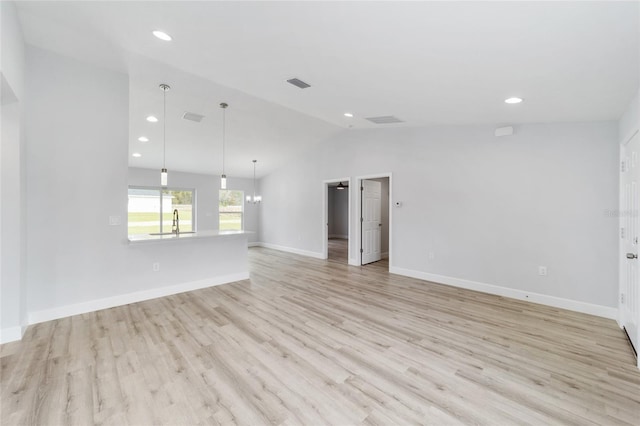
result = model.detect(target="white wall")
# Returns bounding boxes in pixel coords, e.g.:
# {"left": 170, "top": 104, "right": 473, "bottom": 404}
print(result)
{"left": 25, "top": 47, "right": 249, "bottom": 324}
{"left": 128, "top": 167, "right": 259, "bottom": 243}
{"left": 619, "top": 89, "right": 639, "bottom": 144}
{"left": 0, "top": 0, "right": 27, "bottom": 343}
{"left": 260, "top": 122, "right": 619, "bottom": 315}
{"left": 1, "top": 1, "right": 24, "bottom": 100}
{"left": 328, "top": 187, "right": 348, "bottom": 238}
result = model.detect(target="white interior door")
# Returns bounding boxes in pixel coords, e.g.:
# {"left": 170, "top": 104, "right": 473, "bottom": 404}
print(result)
{"left": 621, "top": 131, "right": 640, "bottom": 358}
{"left": 361, "top": 179, "right": 382, "bottom": 265}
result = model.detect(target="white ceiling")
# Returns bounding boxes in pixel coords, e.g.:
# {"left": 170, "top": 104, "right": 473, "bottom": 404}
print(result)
{"left": 14, "top": 1, "right": 640, "bottom": 177}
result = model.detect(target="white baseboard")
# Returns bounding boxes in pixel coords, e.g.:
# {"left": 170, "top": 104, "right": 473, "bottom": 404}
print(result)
{"left": 28, "top": 272, "right": 250, "bottom": 326}
{"left": 389, "top": 267, "right": 618, "bottom": 320}
{"left": 255, "top": 242, "right": 324, "bottom": 259}
{"left": 328, "top": 234, "right": 348, "bottom": 240}
{"left": 0, "top": 325, "right": 26, "bottom": 344}
{"left": 248, "top": 242, "right": 260, "bottom": 247}
{"left": 381, "top": 251, "right": 389, "bottom": 259}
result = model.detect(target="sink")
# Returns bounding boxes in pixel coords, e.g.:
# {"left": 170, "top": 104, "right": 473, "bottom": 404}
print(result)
{"left": 149, "top": 231, "right": 196, "bottom": 236}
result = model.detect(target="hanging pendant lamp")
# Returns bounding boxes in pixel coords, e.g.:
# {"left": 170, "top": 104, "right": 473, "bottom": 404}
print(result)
{"left": 246, "top": 160, "right": 262, "bottom": 204}
{"left": 336, "top": 182, "right": 346, "bottom": 190}
{"left": 159, "top": 83, "right": 170, "bottom": 186}
{"left": 220, "top": 102, "right": 228, "bottom": 189}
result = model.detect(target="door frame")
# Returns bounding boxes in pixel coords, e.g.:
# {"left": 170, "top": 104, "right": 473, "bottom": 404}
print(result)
{"left": 355, "top": 173, "right": 393, "bottom": 268}
{"left": 322, "top": 178, "right": 351, "bottom": 261}
{"left": 619, "top": 129, "right": 640, "bottom": 369}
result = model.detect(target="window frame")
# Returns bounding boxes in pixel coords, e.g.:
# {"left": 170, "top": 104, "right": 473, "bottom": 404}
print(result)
{"left": 128, "top": 185, "right": 197, "bottom": 235}
{"left": 219, "top": 189, "right": 244, "bottom": 231}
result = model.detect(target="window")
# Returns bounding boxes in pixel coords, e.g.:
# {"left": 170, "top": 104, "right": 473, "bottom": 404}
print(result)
{"left": 128, "top": 187, "right": 195, "bottom": 235}
{"left": 219, "top": 190, "right": 243, "bottom": 231}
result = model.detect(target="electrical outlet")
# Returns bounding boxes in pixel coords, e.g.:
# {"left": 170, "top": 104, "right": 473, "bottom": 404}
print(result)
{"left": 428, "top": 252, "right": 435, "bottom": 260}
{"left": 153, "top": 262, "right": 160, "bottom": 272}
{"left": 108, "top": 215, "right": 121, "bottom": 226}
{"left": 538, "top": 266, "right": 547, "bottom": 276}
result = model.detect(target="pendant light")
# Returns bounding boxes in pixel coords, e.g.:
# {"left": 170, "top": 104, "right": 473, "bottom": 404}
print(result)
{"left": 159, "top": 83, "right": 170, "bottom": 186}
{"left": 246, "top": 160, "right": 262, "bottom": 204}
{"left": 336, "top": 182, "right": 346, "bottom": 190}
{"left": 220, "top": 102, "right": 228, "bottom": 189}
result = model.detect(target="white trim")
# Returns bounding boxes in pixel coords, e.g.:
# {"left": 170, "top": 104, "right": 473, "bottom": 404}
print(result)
{"left": 0, "top": 326, "right": 26, "bottom": 344}
{"left": 390, "top": 266, "right": 618, "bottom": 320}
{"left": 381, "top": 251, "right": 389, "bottom": 259}
{"left": 28, "top": 272, "right": 250, "bottom": 325}
{"left": 256, "top": 242, "right": 324, "bottom": 259}
{"left": 248, "top": 242, "right": 260, "bottom": 247}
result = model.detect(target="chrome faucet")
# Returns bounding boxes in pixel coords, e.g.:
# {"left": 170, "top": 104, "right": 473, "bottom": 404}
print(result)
{"left": 172, "top": 209, "right": 180, "bottom": 234}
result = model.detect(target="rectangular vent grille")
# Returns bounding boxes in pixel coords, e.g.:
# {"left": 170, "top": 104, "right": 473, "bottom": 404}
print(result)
{"left": 286, "top": 78, "right": 311, "bottom": 89}
{"left": 365, "top": 116, "right": 404, "bottom": 124}
{"left": 182, "top": 112, "right": 205, "bottom": 122}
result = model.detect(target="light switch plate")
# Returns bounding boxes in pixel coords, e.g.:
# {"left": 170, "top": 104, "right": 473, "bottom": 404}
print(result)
{"left": 109, "top": 215, "right": 121, "bottom": 226}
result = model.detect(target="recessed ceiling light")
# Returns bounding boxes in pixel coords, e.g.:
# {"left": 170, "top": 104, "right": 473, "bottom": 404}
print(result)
{"left": 344, "top": 112, "right": 354, "bottom": 118}
{"left": 146, "top": 115, "right": 158, "bottom": 123}
{"left": 132, "top": 153, "right": 142, "bottom": 158}
{"left": 152, "top": 30, "right": 172, "bottom": 41}
{"left": 138, "top": 136, "right": 149, "bottom": 142}
{"left": 505, "top": 97, "right": 523, "bottom": 104}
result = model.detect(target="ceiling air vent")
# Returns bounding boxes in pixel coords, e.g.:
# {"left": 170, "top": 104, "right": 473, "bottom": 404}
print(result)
{"left": 286, "top": 78, "right": 311, "bottom": 89}
{"left": 182, "top": 112, "right": 205, "bottom": 122}
{"left": 365, "top": 115, "right": 404, "bottom": 124}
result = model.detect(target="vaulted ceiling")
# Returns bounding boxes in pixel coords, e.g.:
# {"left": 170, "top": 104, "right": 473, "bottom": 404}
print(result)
{"left": 15, "top": 1, "right": 640, "bottom": 176}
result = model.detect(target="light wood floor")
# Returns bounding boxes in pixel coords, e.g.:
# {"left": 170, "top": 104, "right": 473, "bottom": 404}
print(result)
{"left": 328, "top": 238, "right": 349, "bottom": 263}
{"left": 2, "top": 247, "right": 639, "bottom": 425}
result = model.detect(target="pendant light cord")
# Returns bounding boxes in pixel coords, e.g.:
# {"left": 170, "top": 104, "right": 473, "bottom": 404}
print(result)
{"left": 163, "top": 87, "right": 166, "bottom": 170}
{"left": 222, "top": 106, "right": 226, "bottom": 175}
{"left": 253, "top": 160, "right": 257, "bottom": 199}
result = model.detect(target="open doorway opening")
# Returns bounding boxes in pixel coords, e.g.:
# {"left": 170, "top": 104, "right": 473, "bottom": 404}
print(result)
{"left": 323, "top": 178, "right": 350, "bottom": 263}
{"left": 357, "top": 174, "right": 391, "bottom": 269}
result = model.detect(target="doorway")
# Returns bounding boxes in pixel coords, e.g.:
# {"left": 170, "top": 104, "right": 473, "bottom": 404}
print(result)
{"left": 357, "top": 174, "right": 391, "bottom": 268}
{"left": 323, "top": 178, "right": 350, "bottom": 263}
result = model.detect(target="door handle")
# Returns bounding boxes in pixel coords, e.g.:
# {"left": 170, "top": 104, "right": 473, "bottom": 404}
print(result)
{"left": 627, "top": 253, "right": 638, "bottom": 259}
{"left": 378, "top": 223, "right": 382, "bottom": 227}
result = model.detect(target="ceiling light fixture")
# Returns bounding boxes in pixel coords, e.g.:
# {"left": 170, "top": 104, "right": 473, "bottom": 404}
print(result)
{"left": 344, "top": 113, "right": 353, "bottom": 118}
{"left": 219, "top": 102, "right": 228, "bottom": 189}
{"left": 146, "top": 115, "right": 158, "bottom": 123}
{"left": 505, "top": 97, "right": 523, "bottom": 104}
{"left": 246, "top": 160, "right": 262, "bottom": 204}
{"left": 159, "top": 83, "right": 170, "bottom": 186}
{"left": 336, "top": 182, "right": 346, "bottom": 190}
{"left": 138, "top": 136, "right": 149, "bottom": 142}
{"left": 132, "top": 152, "right": 142, "bottom": 158}
{"left": 152, "top": 30, "right": 172, "bottom": 41}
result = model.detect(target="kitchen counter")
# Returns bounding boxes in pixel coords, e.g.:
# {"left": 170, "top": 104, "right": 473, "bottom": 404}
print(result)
{"left": 128, "top": 230, "right": 251, "bottom": 244}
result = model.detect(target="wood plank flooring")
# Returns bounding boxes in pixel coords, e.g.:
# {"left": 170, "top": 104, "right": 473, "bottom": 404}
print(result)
{"left": 2, "top": 246, "right": 640, "bottom": 425}
{"left": 328, "top": 238, "right": 348, "bottom": 263}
